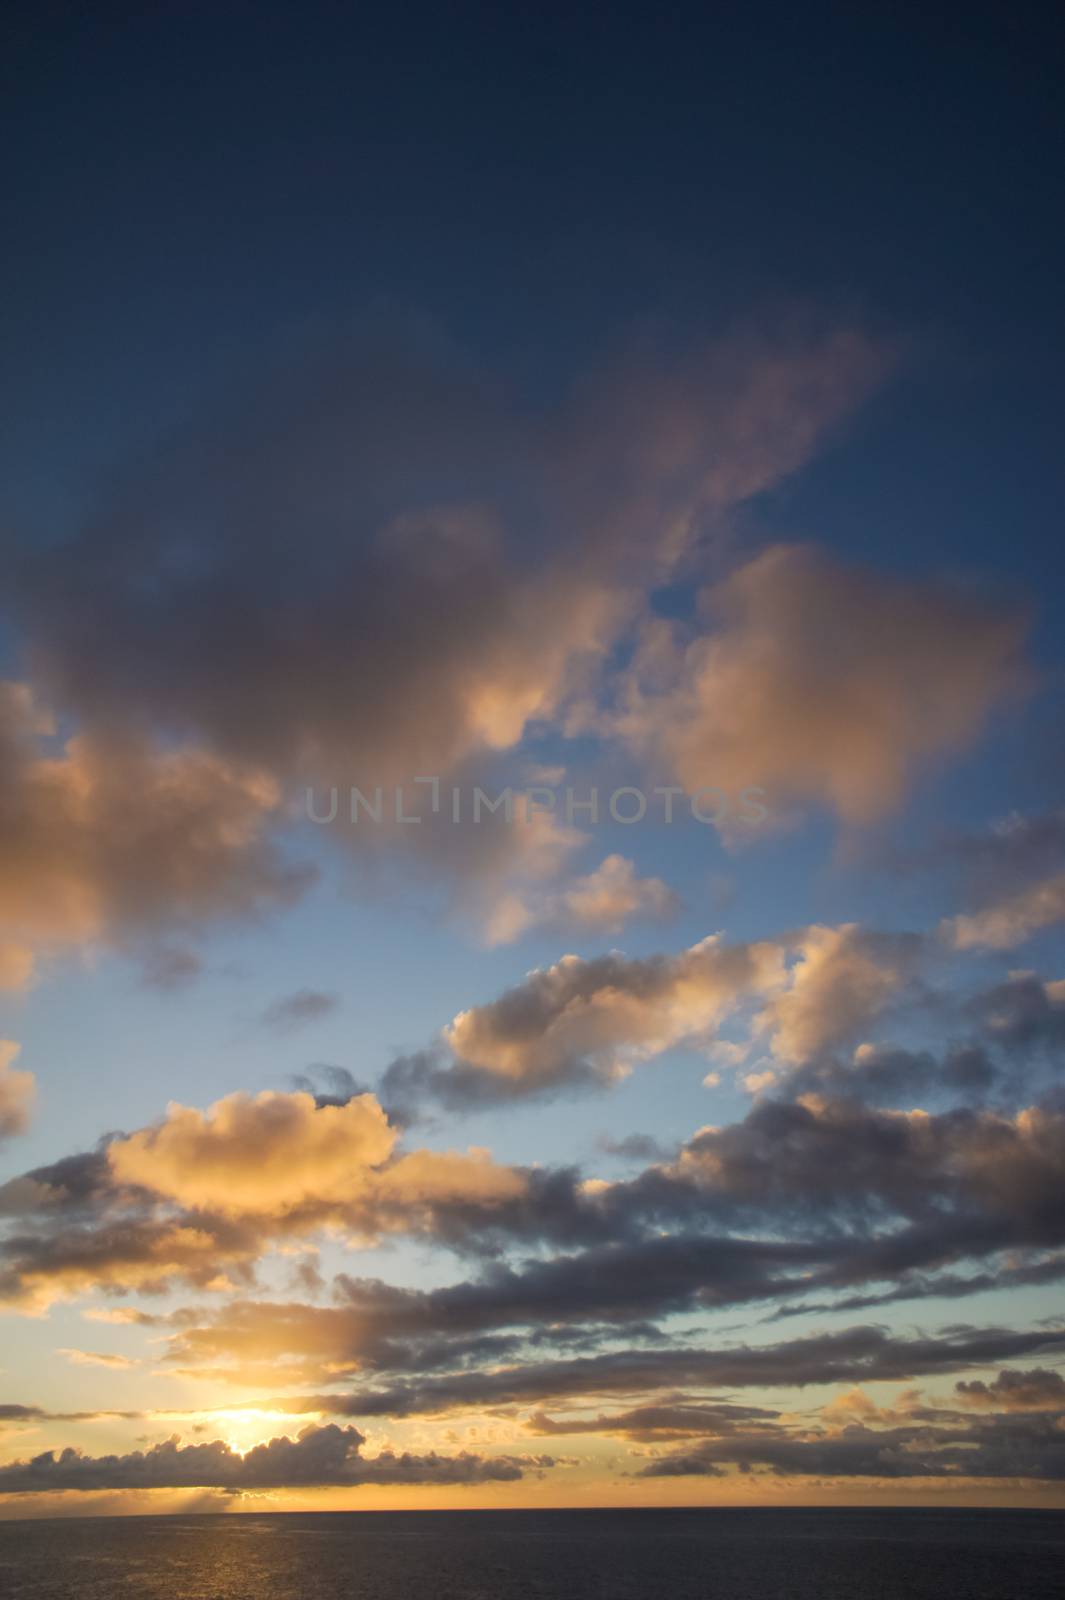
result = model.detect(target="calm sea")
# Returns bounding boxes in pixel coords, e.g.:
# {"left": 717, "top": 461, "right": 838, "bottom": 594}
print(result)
{"left": 1, "top": 1508, "right": 1063, "bottom": 1599}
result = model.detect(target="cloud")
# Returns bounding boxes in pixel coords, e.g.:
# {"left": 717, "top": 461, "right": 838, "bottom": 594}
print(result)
{"left": 598, "top": 1133, "right": 675, "bottom": 1164}
{"left": 108, "top": 1092, "right": 397, "bottom": 1217}
{"left": 0, "top": 943, "right": 35, "bottom": 992}
{"left": 6, "top": 320, "right": 887, "bottom": 945}
{"left": 4, "top": 906, "right": 1064, "bottom": 1317}
{"left": 966, "top": 972, "right": 1065, "bottom": 1053}
{"left": 106, "top": 1089, "right": 525, "bottom": 1229}
{"left": 0, "top": 1211, "right": 256, "bottom": 1313}
{"left": 57, "top": 1349, "right": 138, "bottom": 1370}
{"left": 10, "top": 1052, "right": 1065, "bottom": 1316}
{"left": 763, "top": 971, "right": 1065, "bottom": 1112}
{"left": 483, "top": 854, "right": 679, "bottom": 946}
{"left": 0, "top": 682, "right": 310, "bottom": 969}
{"left": 638, "top": 1408, "right": 1065, "bottom": 1480}
{"left": 154, "top": 1247, "right": 764, "bottom": 1387}
{"left": 260, "top": 990, "right": 340, "bottom": 1032}
{"left": 16, "top": 323, "right": 885, "bottom": 775}
{"left": 290, "top": 1066, "right": 372, "bottom": 1108}
{"left": 787, "top": 1040, "right": 998, "bottom": 1106}
{"left": 246, "top": 1323, "right": 1065, "bottom": 1420}
{"left": 145, "top": 1102, "right": 1065, "bottom": 1383}
{"left": 888, "top": 808, "right": 1065, "bottom": 951}
{"left": 525, "top": 1400, "right": 779, "bottom": 1441}
{"left": 381, "top": 920, "right": 936, "bottom": 1114}
{"left": 943, "top": 873, "right": 1065, "bottom": 951}
{"left": 137, "top": 945, "right": 204, "bottom": 991}
{"left": 610, "top": 543, "right": 1027, "bottom": 824}
{"left": 755, "top": 924, "right": 925, "bottom": 1063}
{"left": 81, "top": 1307, "right": 162, "bottom": 1327}
{"left": 0, "top": 1042, "right": 34, "bottom": 1142}
{"left": 955, "top": 811, "right": 1065, "bottom": 883}
{"left": 0, "top": 1091, "right": 529, "bottom": 1310}
{"left": 0, "top": 1423, "right": 537, "bottom": 1494}
{"left": 661, "top": 1095, "right": 1065, "bottom": 1233}
{"left": 955, "top": 1368, "right": 1065, "bottom": 1411}
{"left": 424, "top": 935, "right": 785, "bottom": 1103}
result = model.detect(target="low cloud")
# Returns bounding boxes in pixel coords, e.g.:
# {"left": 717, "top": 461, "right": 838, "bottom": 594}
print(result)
{"left": 0, "top": 1423, "right": 538, "bottom": 1494}
{"left": 250, "top": 1323, "right": 1065, "bottom": 1420}
{"left": 639, "top": 1409, "right": 1065, "bottom": 1480}
{"left": 526, "top": 1400, "right": 779, "bottom": 1441}
{"left": 956, "top": 1368, "right": 1065, "bottom": 1411}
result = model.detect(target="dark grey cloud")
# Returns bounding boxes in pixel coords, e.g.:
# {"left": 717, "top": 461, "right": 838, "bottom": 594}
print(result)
{"left": 0, "top": 1147, "right": 115, "bottom": 1220}
{"left": 234, "top": 1323, "right": 1065, "bottom": 1421}
{"left": 0, "top": 1423, "right": 539, "bottom": 1494}
{"left": 765, "top": 1251, "right": 1065, "bottom": 1322}
{"left": 158, "top": 1239, "right": 826, "bottom": 1384}
{"left": 956, "top": 1367, "right": 1065, "bottom": 1411}
{"left": 967, "top": 972, "right": 1065, "bottom": 1054}
{"left": 639, "top": 1410, "right": 1065, "bottom": 1480}
{"left": 526, "top": 1400, "right": 779, "bottom": 1441}
{"left": 289, "top": 1066, "right": 370, "bottom": 1109}
{"left": 783, "top": 1042, "right": 1000, "bottom": 1107}
{"left": 598, "top": 1133, "right": 677, "bottom": 1164}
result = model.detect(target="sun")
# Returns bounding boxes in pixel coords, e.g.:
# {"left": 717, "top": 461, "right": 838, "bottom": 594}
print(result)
{"left": 203, "top": 1408, "right": 306, "bottom": 1456}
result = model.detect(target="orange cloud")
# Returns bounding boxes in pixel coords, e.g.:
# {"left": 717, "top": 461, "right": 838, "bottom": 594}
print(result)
{"left": 108, "top": 1092, "right": 397, "bottom": 1218}
{"left": 106, "top": 1090, "right": 526, "bottom": 1231}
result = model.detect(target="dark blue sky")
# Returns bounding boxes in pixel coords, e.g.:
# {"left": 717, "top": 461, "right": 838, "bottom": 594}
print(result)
{"left": 3, "top": 3, "right": 1063, "bottom": 583}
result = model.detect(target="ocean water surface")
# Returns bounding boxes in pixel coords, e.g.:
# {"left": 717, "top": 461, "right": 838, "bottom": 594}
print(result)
{"left": 2, "top": 1507, "right": 1063, "bottom": 1599}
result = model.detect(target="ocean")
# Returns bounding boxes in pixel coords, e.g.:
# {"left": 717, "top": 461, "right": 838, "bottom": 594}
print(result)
{"left": 1, "top": 1507, "right": 1063, "bottom": 1599}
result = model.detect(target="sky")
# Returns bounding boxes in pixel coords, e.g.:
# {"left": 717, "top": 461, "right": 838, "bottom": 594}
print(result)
{"left": 1, "top": 1, "right": 1065, "bottom": 1517}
